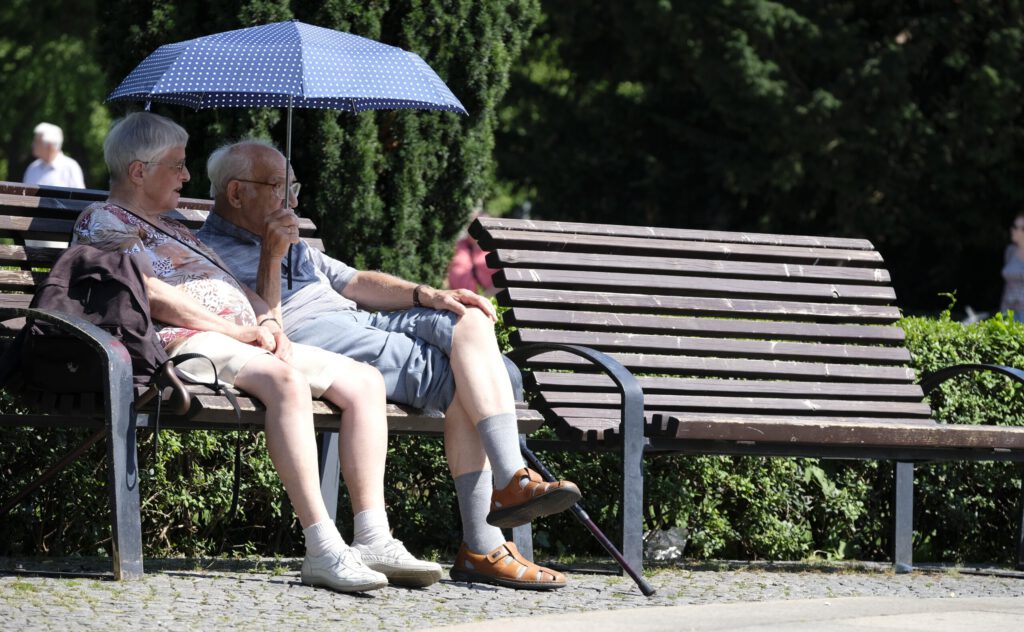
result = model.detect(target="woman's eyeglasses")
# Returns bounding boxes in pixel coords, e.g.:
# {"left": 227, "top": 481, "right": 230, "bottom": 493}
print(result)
{"left": 142, "top": 160, "right": 188, "bottom": 174}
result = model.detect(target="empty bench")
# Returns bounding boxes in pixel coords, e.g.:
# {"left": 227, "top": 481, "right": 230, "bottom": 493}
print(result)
{"left": 0, "top": 182, "right": 543, "bottom": 579}
{"left": 472, "top": 216, "right": 1024, "bottom": 572}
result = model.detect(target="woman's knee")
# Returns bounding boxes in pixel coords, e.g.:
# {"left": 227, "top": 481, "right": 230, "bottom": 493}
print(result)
{"left": 327, "top": 359, "right": 386, "bottom": 404}
{"left": 239, "top": 356, "right": 310, "bottom": 401}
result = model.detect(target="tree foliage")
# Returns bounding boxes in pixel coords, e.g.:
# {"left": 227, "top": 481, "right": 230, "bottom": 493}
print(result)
{"left": 0, "top": 0, "right": 111, "bottom": 186}
{"left": 496, "top": 1, "right": 1024, "bottom": 311}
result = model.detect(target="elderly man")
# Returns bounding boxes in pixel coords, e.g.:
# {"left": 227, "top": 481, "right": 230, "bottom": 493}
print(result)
{"left": 199, "top": 140, "right": 581, "bottom": 590}
{"left": 24, "top": 122, "right": 85, "bottom": 189}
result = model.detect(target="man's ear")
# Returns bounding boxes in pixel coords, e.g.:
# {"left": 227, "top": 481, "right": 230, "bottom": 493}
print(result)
{"left": 226, "top": 179, "right": 244, "bottom": 209}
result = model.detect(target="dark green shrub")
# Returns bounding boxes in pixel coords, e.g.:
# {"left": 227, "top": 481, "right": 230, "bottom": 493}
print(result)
{"left": 2, "top": 308, "right": 1023, "bottom": 564}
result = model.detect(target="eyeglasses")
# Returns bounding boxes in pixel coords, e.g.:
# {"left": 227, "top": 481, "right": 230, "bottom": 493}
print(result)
{"left": 234, "top": 179, "right": 301, "bottom": 200}
{"left": 142, "top": 160, "right": 188, "bottom": 174}
{"left": 1012, "top": 223, "right": 1024, "bottom": 231}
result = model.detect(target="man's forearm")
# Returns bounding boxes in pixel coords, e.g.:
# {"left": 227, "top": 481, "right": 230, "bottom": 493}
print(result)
{"left": 256, "top": 247, "right": 284, "bottom": 321}
{"left": 342, "top": 270, "right": 421, "bottom": 310}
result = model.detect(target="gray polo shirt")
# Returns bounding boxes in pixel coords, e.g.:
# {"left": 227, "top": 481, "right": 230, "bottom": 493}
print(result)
{"left": 197, "top": 212, "right": 358, "bottom": 328}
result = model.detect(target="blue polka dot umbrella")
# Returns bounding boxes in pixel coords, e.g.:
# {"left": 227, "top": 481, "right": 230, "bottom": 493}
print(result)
{"left": 107, "top": 19, "right": 467, "bottom": 290}
{"left": 106, "top": 19, "right": 466, "bottom": 116}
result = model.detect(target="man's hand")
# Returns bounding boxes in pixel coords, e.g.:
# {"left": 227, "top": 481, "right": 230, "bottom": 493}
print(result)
{"left": 420, "top": 287, "right": 497, "bottom": 321}
{"left": 262, "top": 207, "right": 301, "bottom": 258}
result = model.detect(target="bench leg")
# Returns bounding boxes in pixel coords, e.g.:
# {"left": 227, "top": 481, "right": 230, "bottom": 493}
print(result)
{"left": 1017, "top": 464, "right": 1024, "bottom": 571}
{"left": 512, "top": 525, "right": 534, "bottom": 560}
{"left": 622, "top": 409, "right": 644, "bottom": 573}
{"left": 512, "top": 433, "right": 534, "bottom": 561}
{"left": 893, "top": 461, "right": 913, "bottom": 574}
{"left": 319, "top": 431, "right": 341, "bottom": 522}
{"left": 108, "top": 403, "right": 143, "bottom": 580}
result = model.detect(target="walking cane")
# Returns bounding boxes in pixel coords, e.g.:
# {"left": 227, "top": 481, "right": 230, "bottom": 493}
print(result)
{"left": 519, "top": 435, "right": 656, "bottom": 596}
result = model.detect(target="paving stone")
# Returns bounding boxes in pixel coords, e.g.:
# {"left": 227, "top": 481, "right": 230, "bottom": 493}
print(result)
{"left": 1, "top": 557, "right": 1022, "bottom": 630}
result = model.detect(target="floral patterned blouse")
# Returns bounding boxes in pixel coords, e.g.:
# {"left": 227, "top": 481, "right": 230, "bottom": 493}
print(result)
{"left": 72, "top": 202, "right": 258, "bottom": 349}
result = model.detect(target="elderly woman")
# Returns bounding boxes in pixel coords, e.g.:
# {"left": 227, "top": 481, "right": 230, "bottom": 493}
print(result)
{"left": 72, "top": 111, "right": 442, "bottom": 593}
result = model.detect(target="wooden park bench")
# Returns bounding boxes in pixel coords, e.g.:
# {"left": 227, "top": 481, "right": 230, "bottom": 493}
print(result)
{"left": 0, "top": 181, "right": 546, "bottom": 579}
{"left": 471, "top": 216, "right": 1024, "bottom": 573}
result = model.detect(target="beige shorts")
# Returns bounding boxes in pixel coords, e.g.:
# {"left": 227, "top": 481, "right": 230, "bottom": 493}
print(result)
{"left": 169, "top": 331, "right": 345, "bottom": 398}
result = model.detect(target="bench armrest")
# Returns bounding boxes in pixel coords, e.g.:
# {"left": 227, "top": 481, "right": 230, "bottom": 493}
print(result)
{"left": 0, "top": 306, "right": 136, "bottom": 412}
{"left": 919, "top": 363, "right": 1024, "bottom": 395}
{"left": 504, "top": 343, "right": 645, "bottom": 441}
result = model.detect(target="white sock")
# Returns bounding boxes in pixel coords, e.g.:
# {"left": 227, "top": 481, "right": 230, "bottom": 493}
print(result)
{"left": 352, "top": 508, "right": 392, "bottom": 548}
{"left": 303, "top": 520, "right": 347, "bottom": 557}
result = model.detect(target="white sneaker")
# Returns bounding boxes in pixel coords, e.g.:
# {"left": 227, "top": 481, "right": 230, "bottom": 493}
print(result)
{"left": 301, "top": 547, "right": 389, "bottom": 593}
{"left": 352, "top": 539, "right": 443, "bottom": 588}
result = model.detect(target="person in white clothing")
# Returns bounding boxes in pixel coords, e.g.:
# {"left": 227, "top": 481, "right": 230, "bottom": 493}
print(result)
{"left": 23, "top": 122, "right": 86, "bottom": 189}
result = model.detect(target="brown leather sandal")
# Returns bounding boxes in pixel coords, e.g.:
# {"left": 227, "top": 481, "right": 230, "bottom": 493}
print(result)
{"left": 449, "top": 542, "right": 567, "bottom": 590}
{"left": 487, "top": 467, "right": 581, "bottom": 528}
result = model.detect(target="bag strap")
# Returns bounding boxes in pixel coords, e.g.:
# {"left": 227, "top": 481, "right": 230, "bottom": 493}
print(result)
{"left": 149, "top": 353, "right": 245, "bottom": 528}
{"left": 110, "top": 205, "right": 242, "bottom": 284}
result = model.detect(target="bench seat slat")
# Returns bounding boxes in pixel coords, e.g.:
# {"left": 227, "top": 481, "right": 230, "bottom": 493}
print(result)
{"left": 654, "top": 414, "right": 1024, "bottom": 450}
{"left": 500, "top": 268, "right": 897, "bottom": 303}
{"left": 506, "top": 308, "right": 906, "bottom": 343}
{"left": 478, "top": 229, "right": 884, "bottom": 265}
{"left": 529, "top": 373, "right": 927, "bottom": 401}
{"left": 537, "top": 391, "right": 933, "bottom": 418}
{"left": 503, "top": 288, "right": 903, "bottom": 322}
{"left": 490, "top": 249, "right": 893, "bottom": 284}
{"left": 475, "top": 217, "right": 876, "bottom": 250}
{"left": 514, "top": 329, "right": 912, "bottom": 364}
{"left": 524, "top": 350, "right": 917, "bottom": 382}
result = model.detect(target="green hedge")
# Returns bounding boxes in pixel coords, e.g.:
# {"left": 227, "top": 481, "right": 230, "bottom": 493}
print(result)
{"left": 2, "top": 309, "right": 1022, "bottom": 563}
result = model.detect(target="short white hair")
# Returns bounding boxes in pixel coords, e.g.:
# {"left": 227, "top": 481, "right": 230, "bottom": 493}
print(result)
{"left": 34, "top": 122, "right": 64, "bottom": 149}
{"left": 207, "top": 139, "right": 281, "bottom": 198}
{"left": 103, "top": 112, "right": 189, "bottom": 184}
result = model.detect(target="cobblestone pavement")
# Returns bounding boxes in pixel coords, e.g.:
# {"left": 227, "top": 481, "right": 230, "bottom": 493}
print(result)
{"left": 1, "top": 556, "right": 1022, "bottom": 631}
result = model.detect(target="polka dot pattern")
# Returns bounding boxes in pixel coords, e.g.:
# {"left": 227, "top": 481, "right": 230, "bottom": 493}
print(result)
{"left": 107, "top": 20, "right": 467, "bottom": 114}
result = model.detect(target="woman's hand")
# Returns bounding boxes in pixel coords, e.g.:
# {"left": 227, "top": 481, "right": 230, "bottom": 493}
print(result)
{"left": 232, "top": 324, "right": 277, "bottom": 351}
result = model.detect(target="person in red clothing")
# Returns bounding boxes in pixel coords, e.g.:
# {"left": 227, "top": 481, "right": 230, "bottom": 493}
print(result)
{"left": 446, "top": 208, "right": 497, "bottom": 295}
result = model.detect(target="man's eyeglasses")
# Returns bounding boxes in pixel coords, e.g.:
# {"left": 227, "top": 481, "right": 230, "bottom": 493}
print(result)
{"left": 142, "top": 160, "right": 188, "bottom": 174}
{"left": 234, "top": 179, "right": 301, "bottom": 200}
{"left": 1012, "top": 223, "right": 1024, "bottom": 231}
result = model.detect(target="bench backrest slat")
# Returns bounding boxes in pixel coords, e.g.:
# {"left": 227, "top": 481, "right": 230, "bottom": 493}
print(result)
{"left": 477, "top": 217, "right": 876, "bottom": 250}
{"left": 506, "top": 308, "right": 907, "bottom": 343}
{"left": 492, "top": 249, "right": 893, "bottom": 284}
{"left": 503, "top": 287, "right": 904, "bottom": 322}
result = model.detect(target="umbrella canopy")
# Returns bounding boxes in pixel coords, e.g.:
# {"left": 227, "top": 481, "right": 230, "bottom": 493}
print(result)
{"left": 106, "top": 19, "right": 467, "bottom": 115}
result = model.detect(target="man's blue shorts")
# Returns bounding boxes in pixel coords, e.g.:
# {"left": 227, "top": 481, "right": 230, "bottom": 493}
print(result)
{"left": 287, "top": 308, "right": 521, "bottom": 413}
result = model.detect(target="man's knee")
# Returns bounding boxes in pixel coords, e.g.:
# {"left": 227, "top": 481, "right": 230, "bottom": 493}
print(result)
{"left": 455, "top": 307, "right": 496, "bottom": 340}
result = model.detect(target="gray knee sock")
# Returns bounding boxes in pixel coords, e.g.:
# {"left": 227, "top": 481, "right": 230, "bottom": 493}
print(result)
{"left": 454, "top": 471, "right": 506, "bottom": 554}
{"left": 476, "top": 413, "right": 526, "bottom": 489}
